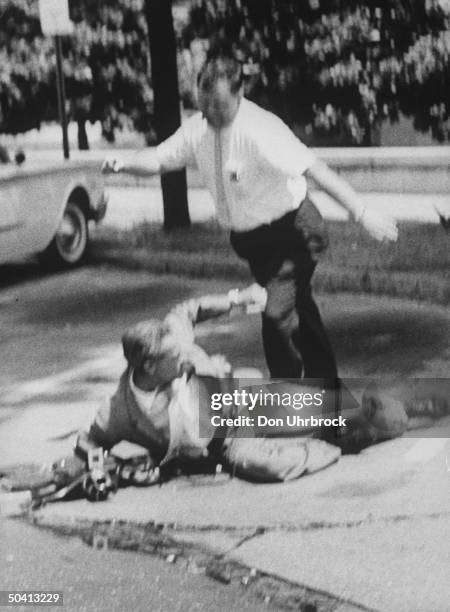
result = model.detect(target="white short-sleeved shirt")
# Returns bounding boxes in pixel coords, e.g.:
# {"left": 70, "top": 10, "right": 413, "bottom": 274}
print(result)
{"left": 156, "top": 98, "right": 316, "bottom": 232}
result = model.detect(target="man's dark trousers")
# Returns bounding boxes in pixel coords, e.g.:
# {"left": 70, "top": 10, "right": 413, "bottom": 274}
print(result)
{"left": 230, "top": 196, "right": 338, "bottom": 383}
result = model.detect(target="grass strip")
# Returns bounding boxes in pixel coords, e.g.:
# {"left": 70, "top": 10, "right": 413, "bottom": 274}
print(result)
{"left": 92, "top": 220, "right": 449, "bottom": 305}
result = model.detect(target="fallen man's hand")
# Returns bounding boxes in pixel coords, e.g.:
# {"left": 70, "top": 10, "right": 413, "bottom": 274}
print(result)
{"left": 235, "top": 283, "right": 267, "bottom": 313}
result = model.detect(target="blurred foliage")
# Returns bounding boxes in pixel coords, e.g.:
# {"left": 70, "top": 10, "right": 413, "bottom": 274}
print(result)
{"left": 0, "top": 0, "right": 449, "bottom": 145}
{"left": 180, "top": 0, "right": 450, "bottom": 145}
{"left": 0, "top": 0, "right": 155, "bottom": 145}
{"left": 0, "top": 0, "right": 51, "bottom": 134}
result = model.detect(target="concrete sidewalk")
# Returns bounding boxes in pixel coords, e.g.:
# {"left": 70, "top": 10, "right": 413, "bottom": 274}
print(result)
{"left": 1, "top": 337, "right": 449, "bottom": 611}
{"left": 103, "top": 185, "right": 450, "bottom": 230}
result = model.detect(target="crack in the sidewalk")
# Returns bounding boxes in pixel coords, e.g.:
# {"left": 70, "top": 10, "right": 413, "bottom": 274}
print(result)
{"left": 147, "top": 509, "right": 450, "bottom": 536}
{"left": 198, "top": 509, "right": 450, "bottom": 560}
{"left": 224, "top": 526, "right": 267, "bottom": 553}
{"left": 278, "top": 510, "right": 450, "bottom": 532}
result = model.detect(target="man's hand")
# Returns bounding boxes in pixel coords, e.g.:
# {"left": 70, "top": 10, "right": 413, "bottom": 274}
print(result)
{"left": 305, "top": 160, "right": 398, "bottom": 242}
{"left": 101, "top": 155, "right": 125, "bottom": 175}
{"left": 232, "top": 283, "right": 267, "bottom": 313}
{"left": 359, "top": 207, "right": 398, "bottom": 242}
{"left": 101, "top": 149, "right": 162, "bottom": 178}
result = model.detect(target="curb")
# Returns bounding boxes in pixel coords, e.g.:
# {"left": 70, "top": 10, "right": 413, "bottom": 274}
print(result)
{"left": 29, "top": 513, "right": 376, "bottom": 612}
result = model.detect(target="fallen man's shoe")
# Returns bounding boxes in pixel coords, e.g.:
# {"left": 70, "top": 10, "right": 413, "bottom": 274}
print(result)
{"left": 405, "top": 395, "right": 449, "bottom": 430}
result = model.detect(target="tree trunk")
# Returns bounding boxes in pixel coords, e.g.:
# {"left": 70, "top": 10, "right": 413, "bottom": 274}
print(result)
{"left": 145, "top": 0, "right": 190, "bottom": 230}
{"left": 77, "top": 118, "right": 90, "bottom": 150}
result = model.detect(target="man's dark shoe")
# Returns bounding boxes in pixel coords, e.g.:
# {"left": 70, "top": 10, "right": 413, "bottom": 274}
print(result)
{"left": 405, "top": 396, "right": 448, "bottom": 418}
{"left": 322, "top": 383, "right": 408, "bottom": 454}
{"left": 360, "top": 383, "right": 408, "bottom": 441}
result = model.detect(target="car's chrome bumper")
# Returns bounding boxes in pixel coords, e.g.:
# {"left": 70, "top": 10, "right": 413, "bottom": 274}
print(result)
{"left": 92, "top": 191, "right": 108, "bottom": 223}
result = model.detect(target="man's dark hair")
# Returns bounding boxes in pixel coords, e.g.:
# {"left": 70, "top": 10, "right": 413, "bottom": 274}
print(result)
{"left": 197, "top": 54, "right": 244, "bottom": 95}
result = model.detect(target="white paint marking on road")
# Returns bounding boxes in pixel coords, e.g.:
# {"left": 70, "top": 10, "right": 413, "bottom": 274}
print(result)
{"left": 403, "top": 438, "right": 449, "bottom": 464}
{"left": 0, "top": 350, "right": 122, "bottom": 406}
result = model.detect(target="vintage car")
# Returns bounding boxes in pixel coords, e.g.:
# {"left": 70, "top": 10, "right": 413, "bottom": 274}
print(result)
{"left": 0, "top": 153, "right": 107, "bottom": 267}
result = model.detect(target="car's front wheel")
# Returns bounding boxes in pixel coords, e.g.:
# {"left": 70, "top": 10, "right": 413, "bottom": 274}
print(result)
{"left": 39, "top": 201, "right": 89, "bottom": 267}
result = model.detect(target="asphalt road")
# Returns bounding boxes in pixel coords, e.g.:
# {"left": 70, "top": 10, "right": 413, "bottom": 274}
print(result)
{"left": 1, "top": 262, "right": 449, "bottom": 391}
{"left": 0, "top": 264, "right": 241, "bottom": 389}
{"left": 0, "top": 519, "right": 268, "bottom": 612}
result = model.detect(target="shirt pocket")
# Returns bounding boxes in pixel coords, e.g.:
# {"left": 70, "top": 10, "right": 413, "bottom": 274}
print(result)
{"left": 224, "top": 158, "right": 253, "bottom": 201}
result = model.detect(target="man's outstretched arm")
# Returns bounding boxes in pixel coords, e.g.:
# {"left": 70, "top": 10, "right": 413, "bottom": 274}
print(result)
{"left": 164, "top": 284, "right": 267, "bottom": 341}
{"left": 102, "top": 117, "right": 199, "bottom": 177}
{"left": 102, "top": 148, "right": 162, "bottom": 178}
{"left": 193, "top": 283, "right": 267, "bottom": 323}
{"left": 305, "top": 159, "right": 398, "bottom": 242}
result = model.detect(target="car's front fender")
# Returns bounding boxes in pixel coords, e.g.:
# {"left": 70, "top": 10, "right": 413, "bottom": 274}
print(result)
{"left": 0, "top": 161, "right": 105, "bottom": 263}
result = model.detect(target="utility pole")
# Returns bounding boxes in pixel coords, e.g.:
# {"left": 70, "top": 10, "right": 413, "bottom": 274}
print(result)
{"left": 38, "top": 0, "right": 73, "bottom": 160}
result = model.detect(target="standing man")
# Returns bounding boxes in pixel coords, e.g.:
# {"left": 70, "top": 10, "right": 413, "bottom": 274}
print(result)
{"left": 102, "top": 54, "right": 398, "bottom": 383}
